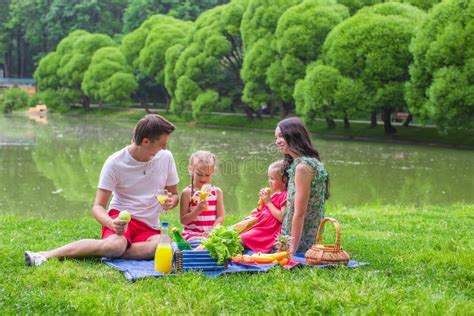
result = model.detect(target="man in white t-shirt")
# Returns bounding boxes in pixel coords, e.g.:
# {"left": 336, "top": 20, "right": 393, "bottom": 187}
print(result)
{"left": 25, "top": 115, "right": 180, "bottom": 266}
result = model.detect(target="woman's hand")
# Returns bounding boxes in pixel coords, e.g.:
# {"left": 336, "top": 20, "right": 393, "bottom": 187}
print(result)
{"left": 112, "top": 218, "right": 128, "bottom": 235}
{"left": 259, "top": 188, "right": 271, "bottom": 205}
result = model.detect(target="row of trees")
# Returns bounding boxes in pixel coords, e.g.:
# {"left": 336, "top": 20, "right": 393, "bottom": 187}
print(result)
{"left": 0, "top": 0, "right": 228, "bottom": 78}
{"left": 33, "top": 0, "right": 473, "bottom": 132}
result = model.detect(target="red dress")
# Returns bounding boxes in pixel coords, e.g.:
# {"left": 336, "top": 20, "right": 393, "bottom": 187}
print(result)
{"left": 240, "top": 191, "right": 288, "bottom": 253}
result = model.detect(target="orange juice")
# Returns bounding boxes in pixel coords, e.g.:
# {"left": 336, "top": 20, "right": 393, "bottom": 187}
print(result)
{"left": 154, "top": 243, "right": 172, "bottom": 274}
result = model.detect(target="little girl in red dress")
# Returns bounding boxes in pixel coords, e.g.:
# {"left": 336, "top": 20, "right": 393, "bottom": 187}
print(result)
{"left": 239, "top": 160, "right": 287, "bottom": 253}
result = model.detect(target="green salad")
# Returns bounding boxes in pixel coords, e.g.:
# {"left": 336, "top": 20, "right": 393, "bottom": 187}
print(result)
{"left": 202, "top": 225, "right": 243, "bottom": 264}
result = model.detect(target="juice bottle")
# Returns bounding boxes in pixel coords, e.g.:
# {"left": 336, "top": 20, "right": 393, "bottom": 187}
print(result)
{"left": 154, "top": 222, "right": 173, "bottom": 274}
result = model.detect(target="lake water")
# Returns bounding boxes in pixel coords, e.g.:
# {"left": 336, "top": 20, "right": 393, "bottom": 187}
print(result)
{"left": 1, "top": 114, "right": 473, "bottom": 219}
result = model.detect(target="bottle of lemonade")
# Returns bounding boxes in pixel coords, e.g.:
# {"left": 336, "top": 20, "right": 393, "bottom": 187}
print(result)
{"left": 154, "top": 222, "right": 173, "bottom": 274}
{"left": 172, "top": 227, "right": 192, "bottom": 250}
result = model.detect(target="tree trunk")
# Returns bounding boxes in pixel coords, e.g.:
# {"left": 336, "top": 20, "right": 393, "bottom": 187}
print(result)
{"left": 269, "top": 103, "right": 275, "bottom": 118}
{"left": 20, "top": 38, "right": 28, "bottom": 77}
{"left": 279, "top": 101, "right": 293, "bottom": 119}
{"left": 145, "top": 103, "right": 152, "bottom": 113}
{"left": 326, "top": 117, "right": 336, "bottom": 129}
{"left": 383, "top": 108, "right": 397, "bottom": 134}
{"left": 82, "top": 96, "right": 91, "bottom": 109}
{"left": 343, "top": 113, "right": 350, "bottom": 128}
{"left": 161, "top": 85, "right": 170, "bottom": 112}
{"left": 3, "top": 51, "right": 12, "bottom": 78}
{"left": 370, "top": 111, "right": 377, "bottom": 127}
{"left": 241, "top": 103, "right": 255, "bottom": 119}
{"left": 403, "top": 113, "right": 413, "bottom": 127}
{"left": 16, "top": 32, "right": 25, "bottom": 78}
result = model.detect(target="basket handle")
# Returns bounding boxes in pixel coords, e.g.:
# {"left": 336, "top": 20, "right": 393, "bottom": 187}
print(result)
{"left": 315, "top": 217, "right": 341, "bottom": 250}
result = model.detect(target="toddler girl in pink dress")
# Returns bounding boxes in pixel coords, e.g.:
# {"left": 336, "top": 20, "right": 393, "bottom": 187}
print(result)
{"left": 240, "top": 160, "right": 287, "bottom": 253}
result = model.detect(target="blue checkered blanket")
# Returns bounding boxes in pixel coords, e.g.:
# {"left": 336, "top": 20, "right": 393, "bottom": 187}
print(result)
{"left": 103, "top": 250, "right": 367, "bottom": 282}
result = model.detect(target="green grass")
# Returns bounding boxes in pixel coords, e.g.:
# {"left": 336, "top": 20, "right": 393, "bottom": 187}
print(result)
{"left": 1, "top": 204, "right": 473, "bottom": 314}
{"left": 60, "top": 107, "right": 474, "bottom": 148}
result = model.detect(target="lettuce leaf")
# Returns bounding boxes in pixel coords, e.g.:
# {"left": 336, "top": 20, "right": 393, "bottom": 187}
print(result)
{"left": 202, "top": 225, "right": 243, "bottom": 264}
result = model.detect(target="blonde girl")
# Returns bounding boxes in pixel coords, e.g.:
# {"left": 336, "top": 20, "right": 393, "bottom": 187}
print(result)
{"left": 180, "top": 151, "right": 225, "bottom": 241}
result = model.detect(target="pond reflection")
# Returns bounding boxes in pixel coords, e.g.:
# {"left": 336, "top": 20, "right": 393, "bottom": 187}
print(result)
{"left": 0, "top": 114, "right": 473, "bottom": 219}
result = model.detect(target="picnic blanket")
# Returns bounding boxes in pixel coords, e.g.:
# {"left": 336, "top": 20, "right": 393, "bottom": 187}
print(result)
{"left": 103, "top": 250, "right": 368, "bottom": 282}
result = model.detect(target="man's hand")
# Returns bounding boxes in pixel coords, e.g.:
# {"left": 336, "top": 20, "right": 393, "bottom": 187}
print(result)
{"left": 161, "top": 192, "right": 176, "bottom": 211}
{"left": 112, "top": 218, "right": 128, "bottom": 235}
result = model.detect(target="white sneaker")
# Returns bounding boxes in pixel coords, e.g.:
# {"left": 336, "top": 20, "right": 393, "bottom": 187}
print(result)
{"left": 25, "top": 251, "right": 47, "bottom": 267}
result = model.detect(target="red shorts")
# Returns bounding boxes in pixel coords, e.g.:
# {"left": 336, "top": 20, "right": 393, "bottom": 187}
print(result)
{"left": 102, "top": 209, "right": 160, "bottom": 247}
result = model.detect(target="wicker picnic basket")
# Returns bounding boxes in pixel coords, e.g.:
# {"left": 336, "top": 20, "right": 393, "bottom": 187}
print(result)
{"left": 305, "top": 217, "right": 350, "bottom": 266}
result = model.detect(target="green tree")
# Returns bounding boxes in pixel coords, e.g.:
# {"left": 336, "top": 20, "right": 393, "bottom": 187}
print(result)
{"left": 44, "top": 0, "right": 127, "bottom": 46}
{"left": 295, "top": 63, "right": 366, "bottom": 128}
{"left": 82, "top": 47, "right": 137, "bottom": 106}
{"left": 164, "top": 43, "right": 186, "bottom": 107}
{"left": 399, "top": 0, "right": 440, "bottom": 11}
{"left": 240, "top": 0, "right": 300, "bottom": 117}
{"left": 169, "top": 1, "right": 252, "bottom": 117}
{"left": 321, "top": 2, "right": 425, "bottom": 133}
{"left": 56, "top": 31, "right": 116, "bottom": 107}
{"left": 1, "top": 0, "right": 127, "bottom": 78}
{"left": 267, "top": 0, "right": 349, "bottom": 114}
{"left": 406, "top": 0, "right": 474, "bottom": 130}
{"left": 121, "top": 15, "right": 183, "bottom": 108}
{"left": 138, "top": 16, "right": 192, "bottom": 107}
{"left": 0, "top": 0, "right": 11, "bottom": 64}
{"left": 338, "top": 0, "right": 439, "bottom": 14}
{"left": 1, "top": 0, "right": 37, "bottom": 77}
{"left": 34, "top": 51, "right": 61, "bottom": 91}
{"left": 294, "top": 64, "right": 339, "bottom": 128}
{"left": 123, "top": 0, "right": 229, "bottom": 33}
{"left": 100, "top": 72, "right": 138, "bottom": 107}
{"left": 34, "top": 30, "right": 116, "bottom": 108}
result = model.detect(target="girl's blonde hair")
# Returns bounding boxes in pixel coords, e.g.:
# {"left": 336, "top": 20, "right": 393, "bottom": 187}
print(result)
{"left": 268, "top": 160, "right": 285, "bottom": 175}
{"left": 188, "top": 150, "right": 217, "bottom": 172}
{"left": 269, "top": 160, "right": 287, "bottom": 186}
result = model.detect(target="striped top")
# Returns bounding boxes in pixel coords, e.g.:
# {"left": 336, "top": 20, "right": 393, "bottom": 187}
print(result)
{"left": 182, "top": 185, "right": 218, "bottom": 240}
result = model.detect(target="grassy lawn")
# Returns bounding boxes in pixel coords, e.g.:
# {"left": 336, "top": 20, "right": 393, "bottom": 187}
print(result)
{"left": 1, "top": 204, "right": 472, "bottom": 314}
{"left": 62, "top": 108, "right": 474, "bottom": 148}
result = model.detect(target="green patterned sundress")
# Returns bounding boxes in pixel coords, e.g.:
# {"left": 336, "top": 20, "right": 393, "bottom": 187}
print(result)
{"left": 281, "top": 156, "right": 328, "bottom": 253}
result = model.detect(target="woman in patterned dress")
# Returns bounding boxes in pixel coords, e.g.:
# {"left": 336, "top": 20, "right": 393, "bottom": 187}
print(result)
{"left": 275, "top": 117, "right": 330, "bottom": 254}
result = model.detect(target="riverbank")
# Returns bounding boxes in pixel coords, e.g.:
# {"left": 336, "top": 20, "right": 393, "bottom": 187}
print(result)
{"left": 2, "top": 204, "right": 472, "bottom": 314}
{"left": 62, "top": 107, "right": 474, "bottom": 149}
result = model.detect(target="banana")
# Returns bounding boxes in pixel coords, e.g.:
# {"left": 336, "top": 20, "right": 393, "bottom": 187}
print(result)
{"left": 254, "top": 251, "right": 288, "bottom": 261}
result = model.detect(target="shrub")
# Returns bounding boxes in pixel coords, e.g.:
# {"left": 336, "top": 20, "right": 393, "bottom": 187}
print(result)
{"left": 0, "top": 87, "right": 30, "bottom": 113}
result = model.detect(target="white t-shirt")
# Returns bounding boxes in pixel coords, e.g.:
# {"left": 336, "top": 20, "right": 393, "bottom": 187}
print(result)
{"left": 98, "top": 146, "right": 179, "bottom": 229}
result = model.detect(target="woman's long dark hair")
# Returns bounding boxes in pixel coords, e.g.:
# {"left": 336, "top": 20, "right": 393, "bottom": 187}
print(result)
{"left": 278, "top": 117, "right": 330, "bottom": 199}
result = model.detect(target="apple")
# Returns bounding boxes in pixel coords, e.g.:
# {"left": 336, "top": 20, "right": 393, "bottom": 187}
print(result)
{"left": 118, "top": 210, "right": 131, "bottom": 222}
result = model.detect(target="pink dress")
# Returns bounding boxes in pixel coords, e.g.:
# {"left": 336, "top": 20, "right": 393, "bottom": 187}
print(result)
{"left": 240, "top": 191, "right": 288, "bottom": 253}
